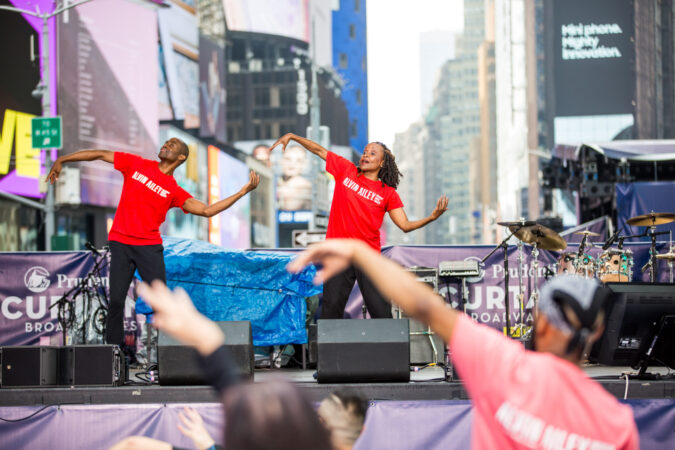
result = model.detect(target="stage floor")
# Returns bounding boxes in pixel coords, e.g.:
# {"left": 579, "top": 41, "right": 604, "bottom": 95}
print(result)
{"left": 1, "top": 365, "right": 674, "bottom": 406}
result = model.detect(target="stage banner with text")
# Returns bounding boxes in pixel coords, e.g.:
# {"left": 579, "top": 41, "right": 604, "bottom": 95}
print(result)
{"left": 0, "top": 251, "right": 99, "bottom": 345}
{"left": 0, "top": 251, "right": 145, "bottom": 347}
{"left": 342, "top": 242, "right": 672, "bottom": 334}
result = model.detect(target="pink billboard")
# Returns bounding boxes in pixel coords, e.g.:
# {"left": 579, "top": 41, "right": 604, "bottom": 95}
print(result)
{"left": 57, "top": 0, "right": 158, "bottom": 207}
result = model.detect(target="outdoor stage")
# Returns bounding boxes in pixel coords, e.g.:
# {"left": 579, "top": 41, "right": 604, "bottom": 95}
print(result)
{"left": 1, "top": 366, "right": 675, "bottom": 449}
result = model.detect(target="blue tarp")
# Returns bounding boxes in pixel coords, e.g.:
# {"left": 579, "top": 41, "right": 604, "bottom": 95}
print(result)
{"left": 138, "top": 237, "right": 322, "bottom": 346}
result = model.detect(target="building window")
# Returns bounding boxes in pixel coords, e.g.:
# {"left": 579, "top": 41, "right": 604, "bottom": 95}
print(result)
{"left": 354, "top": 0, "right": 360, "bottom": 12}
{"left": 350, "top": 119, "right": 358, "bottom": 138}
{"left": 361, "top": 56, "right": 366, "bottom": 71}
{"left": 349, "top": 24, "right": 356, "bottom": 39}
{"left": 356, "top": 89, "right": 362, "bottom": 105}
{"left": 339, "top": 53, "right": 348, "bottom": 69}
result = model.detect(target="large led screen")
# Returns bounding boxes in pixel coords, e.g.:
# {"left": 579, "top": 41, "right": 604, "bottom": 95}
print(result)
{"left": 57, "top": 0, "right": 158, "bottom": 207}
{"left": 199, "top": 36, "right": 227, "bottom": 144}
{"left": 159, "top": 126, "right": 208, "bottom": 241}
{"left": 208, "top": 145, "right": 251, "bottom": 249}
{"left": 553, "top": 0, "right": 635, "bottom": 117}
{"left": 223, "top": 0, "right": 310, "bottom": 42}
{"left": 0, "top": 0, "right": 55, "bottom": 198}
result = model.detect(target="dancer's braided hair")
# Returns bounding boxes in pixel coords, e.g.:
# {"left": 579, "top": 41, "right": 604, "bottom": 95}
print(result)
{"left": 357, "top": 141, "right": 403, "bottom": 189}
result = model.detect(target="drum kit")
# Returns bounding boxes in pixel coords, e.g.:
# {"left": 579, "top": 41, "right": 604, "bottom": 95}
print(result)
{"left": 484, "top": 212, "right": 675, "bottom": 339}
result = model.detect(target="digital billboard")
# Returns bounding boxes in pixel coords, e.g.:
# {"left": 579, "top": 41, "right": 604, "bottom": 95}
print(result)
{"left": 159, "top": 126, "right": 208, "bottom": 241}
{"left": 57, "top": 0, "right": 158, "bottom": 207}
{"left": 199, "top": 36, "right": 227, "bottom": 144}
{"left": 247, "top": 157, "right": 275, "bottom": 248}
{"left": 233, "top": 139, "right": 314, "bottom": 212}
{"left": 553, "top": 0, "right": 635, "bottom": 117}
{"left": 158, "top": 2, "right": 200, "bottom": 129}
{"left": 0, "top": 0, "right": 55, "bottom": 199}
{"left": 208, "top": 145, "right": 251, "bottom": 249}
{"left": 223, "top": 0, "right": 310, "bottom": 42}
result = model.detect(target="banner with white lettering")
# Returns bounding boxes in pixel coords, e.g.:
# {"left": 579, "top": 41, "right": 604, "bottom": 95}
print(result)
{"left": 0, "top": 251, "right": 146, "bottom": 347}
{"left": 0, "top": 251, "right": 98, "bottom": 345}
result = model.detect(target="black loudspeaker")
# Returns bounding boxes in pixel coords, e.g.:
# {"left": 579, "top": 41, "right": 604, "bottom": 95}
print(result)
{"left": 317, "top": 319, "right": 410, "bottom": 383}
{"left": 158, "top": 321, "right": 254, "bottom": 385}
{"left": 59, "top": 345, "right": 124, "bottom": 386}
{"left": 0, "top": 346, "right": 59, "bottom": 388}
{"left": 308, "top": 323, "right": 318, "bottom": 364}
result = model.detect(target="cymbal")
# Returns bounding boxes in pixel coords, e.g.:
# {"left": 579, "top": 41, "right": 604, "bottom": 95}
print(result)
{"left": 626, "top": 212, "right": 675, "bottom": 226}
{"left": 656, "top": 252, "right": 675, "bottom": 261}
{"left": 508, "top": 224, "right": 567, "bottom": 251}
{"left": 574, "top": 230, "right": 600, "bottom": 237}
{"left": 498, "top": 220, "right": 537, "bottom": 227}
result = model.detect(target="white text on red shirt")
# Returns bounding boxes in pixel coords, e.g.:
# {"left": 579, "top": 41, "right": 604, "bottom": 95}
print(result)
{"left": 131, "top": 171, "right": 170, "bottom": 198}
{"left": 342, "top": 177, "right": 384, "bottom": 205}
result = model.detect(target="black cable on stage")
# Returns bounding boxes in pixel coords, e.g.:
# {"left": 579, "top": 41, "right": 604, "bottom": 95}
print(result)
{"left": 0, "top": 403, "right": 79, "bottom": 423}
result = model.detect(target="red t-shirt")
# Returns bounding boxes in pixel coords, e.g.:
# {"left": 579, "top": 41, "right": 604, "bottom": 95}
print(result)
{"left": 108, "top": 152, "right": 192, "bottom": 245}
{"left": 325, "top": 151, "right": 403, "bottom": 251}
{"left": 451, "top": 314, "right": 639, "bottom": 450}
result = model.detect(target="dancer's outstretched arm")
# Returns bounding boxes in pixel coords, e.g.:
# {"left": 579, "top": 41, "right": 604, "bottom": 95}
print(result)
{"left": 269, "top": 133, "right": 328, "bottom": 161}
{"left": 46, "top": 150, "right": 114, "bottom": 184}
{"left": 182, "top": 170, "right": 259, "bottom": 217}
{"left": 287, "top": 239, "right": 458, "bottom": 343}
{"left": 389, "top": 195, "right": 449, "bottom": 233}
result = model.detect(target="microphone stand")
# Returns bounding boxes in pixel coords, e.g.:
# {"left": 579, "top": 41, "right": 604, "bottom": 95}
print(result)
{"left": 483, "top": 225, "right": 524, "bottom": 338}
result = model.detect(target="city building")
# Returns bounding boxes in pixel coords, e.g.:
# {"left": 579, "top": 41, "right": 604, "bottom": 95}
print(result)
{"left": 419, "top": 30, "right": 456, "bottom": 114}
{"left": 332, "top": 0, "right": 368, "bottom": 152}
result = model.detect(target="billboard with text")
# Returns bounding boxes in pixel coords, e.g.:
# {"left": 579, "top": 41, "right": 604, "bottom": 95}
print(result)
{"left": 553, "top": 0, "right": 635, "bottom": 117}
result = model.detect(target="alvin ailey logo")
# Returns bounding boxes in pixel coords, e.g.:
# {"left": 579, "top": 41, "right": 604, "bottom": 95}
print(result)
{"left": 24, "top": 266, "right": 51, "bottom": 293}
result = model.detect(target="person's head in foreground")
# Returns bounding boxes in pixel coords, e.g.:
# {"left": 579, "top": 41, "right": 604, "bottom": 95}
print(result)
{"left": 223, "top": 379, "right": 332, "bottom": 450}
{"left": 533, "top": 275, "right": 610, "bottom": 364}
{"left": 317, "top": 392, "right": 367, "bottom": 450}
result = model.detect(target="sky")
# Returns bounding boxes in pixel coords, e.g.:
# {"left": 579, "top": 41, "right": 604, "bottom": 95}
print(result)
{"left": 367, "top": 0, "right": 464, "bottom": 146}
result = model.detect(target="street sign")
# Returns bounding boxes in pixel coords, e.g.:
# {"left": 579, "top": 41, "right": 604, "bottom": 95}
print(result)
{"left": 31, "top": 116, "right": 63, "bottom": 149}
{"left": 292, "top": 230, "right": 327, "bottom": 248}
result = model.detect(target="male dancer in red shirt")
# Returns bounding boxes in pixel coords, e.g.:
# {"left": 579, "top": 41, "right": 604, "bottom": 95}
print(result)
{"left": 269, "top": 133, "right": 448, "bottom": 319}
{"left": 46, "top": 137, "right": 259, "bottom": 348}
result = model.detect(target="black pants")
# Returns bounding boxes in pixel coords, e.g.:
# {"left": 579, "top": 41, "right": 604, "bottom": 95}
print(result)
{"left": 106, "top": 241, "right": 165, "bottom": 346}
{"left": 320, "top": 264, "right": 392, "bottom": 319}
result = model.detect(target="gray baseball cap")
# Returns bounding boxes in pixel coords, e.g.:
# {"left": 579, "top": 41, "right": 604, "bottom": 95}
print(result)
{"left": 537, "top": 275, "right": 611, "bottom": 353}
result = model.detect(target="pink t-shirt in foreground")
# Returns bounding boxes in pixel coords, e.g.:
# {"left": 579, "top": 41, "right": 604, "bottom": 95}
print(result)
{"left": 450, "top": 314, "right": 639, "bottom": 450}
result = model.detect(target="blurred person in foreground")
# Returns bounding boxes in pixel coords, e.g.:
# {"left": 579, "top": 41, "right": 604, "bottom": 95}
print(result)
{"left": 288, "top": 239, "right": 639, "bottom": 450}
{"left": 111, "top": 281, "right": 332, "bottom": 450}
{"left": 318, "top": 392, "right": 367, "bottom": 450}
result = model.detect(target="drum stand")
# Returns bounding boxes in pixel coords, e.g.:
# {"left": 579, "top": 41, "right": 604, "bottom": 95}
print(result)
{"left": 632, "top": 227, "right": 670, "bottom": 282}
{"left": 516, "top": 240, "right": 526, "bottom": 338}
{"left": 482, "top": 224, "right": 528, "bottom": 338}
{"left": 522, "top": 244, "right": 540, "bottom": 340}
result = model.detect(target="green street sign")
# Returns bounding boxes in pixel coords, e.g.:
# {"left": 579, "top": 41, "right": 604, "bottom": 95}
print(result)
{"left": 31, "top": 116, "right": 63, "bottom": 149}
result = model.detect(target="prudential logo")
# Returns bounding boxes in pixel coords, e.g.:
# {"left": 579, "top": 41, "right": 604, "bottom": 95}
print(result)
{"left": 24, "top": 266, "right": 51, "bottom": 293}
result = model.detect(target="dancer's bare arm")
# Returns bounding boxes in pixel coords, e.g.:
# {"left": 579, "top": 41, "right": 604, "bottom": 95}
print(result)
{"left": 389, "top": 195, "right": 449, "bottom": 232}
{"left": 269, "top": 133, "right": 328, "bottom": 161}
{"left": 182, "top": 170, "right": 259, "bottom": 217}
{"left": 46, "top": 150, "right": 114, "bottom": 184}
{"left": 287, "top": 239, "right": 458, "bottom": 343}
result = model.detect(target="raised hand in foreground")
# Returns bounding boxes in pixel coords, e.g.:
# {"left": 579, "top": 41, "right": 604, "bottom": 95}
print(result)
{"left": 136, "top": 281, "right": 224, "bottom": 356}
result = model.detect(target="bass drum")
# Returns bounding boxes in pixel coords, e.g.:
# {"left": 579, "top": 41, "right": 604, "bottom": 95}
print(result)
{"left": 556, "top": 252, "right": 596, "bottom": 278}
{"left": 597, "top": 249, "right": 633, "bottom": 283}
